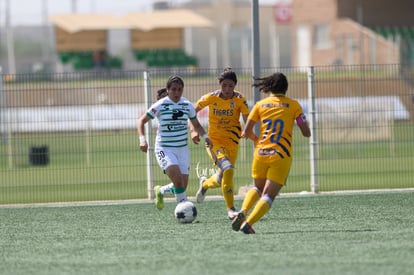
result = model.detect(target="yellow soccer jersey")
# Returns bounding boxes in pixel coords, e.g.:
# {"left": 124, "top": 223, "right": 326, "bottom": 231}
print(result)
{"left": 196, "top": 90, "right": 249, "bottom": 149}
{"left": 248, "top": 94, "right": 304, "bottom": 162}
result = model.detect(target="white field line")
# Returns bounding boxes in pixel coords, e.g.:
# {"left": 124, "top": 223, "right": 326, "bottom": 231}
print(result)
{"left": 1, "top": 188, "right": 413, "bottom": 209}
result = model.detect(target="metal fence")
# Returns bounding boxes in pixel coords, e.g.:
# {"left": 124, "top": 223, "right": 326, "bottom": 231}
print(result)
{"left": 0, "top": 64, "right": 413, "bottom": 204}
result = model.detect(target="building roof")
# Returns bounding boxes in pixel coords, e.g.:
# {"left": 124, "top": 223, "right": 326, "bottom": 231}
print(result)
{"left": 124, "top": 9, "right": 213, "bottom": 31}
{"left": 48, "top": 14, "right": 129, "bottom": 33}
{"left": 48, "top": 9, "right": 213, "bottom": 33}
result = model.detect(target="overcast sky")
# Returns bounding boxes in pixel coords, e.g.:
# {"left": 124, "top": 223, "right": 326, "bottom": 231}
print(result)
{"left": 0, "top": 0, "right": 282, "bottom": 26}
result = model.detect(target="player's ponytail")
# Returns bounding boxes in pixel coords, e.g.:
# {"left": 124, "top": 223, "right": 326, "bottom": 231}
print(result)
{"left": 252, "top": 72, "right": 288, "bottom": 94}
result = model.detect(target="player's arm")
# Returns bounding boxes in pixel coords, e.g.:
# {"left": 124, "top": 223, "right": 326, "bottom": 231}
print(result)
{"left": 241, "top": 119, "right": 259, "bottom": 146}
{"left": 296, "top": 113, "right": 311, "bottom": 137}
{"left": 240, "top": 98, "right": 250, "bottom": 125}
{"left": 190, "top": 105, "right": 203, "bottom": 144}
{"left": 137, "top": 113, "right": 151, "bottom": 153}
{"left": 241, "top": 113, "right": 248, "bottom": 125}
{"left": 190, "top": 117, "right": 213, "bottom": 148}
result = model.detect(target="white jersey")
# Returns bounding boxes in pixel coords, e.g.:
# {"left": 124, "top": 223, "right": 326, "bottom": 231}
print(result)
{"left": 146, "top": 96, "right": 196, "bottom": 149}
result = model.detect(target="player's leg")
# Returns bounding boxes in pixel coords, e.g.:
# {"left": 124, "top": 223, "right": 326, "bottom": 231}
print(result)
{"left": 155, "top": 148, "right": 189, "bottom": 205}
{"left": 231, "top": 184, "right": 262, "bottom": 231}
{"left": 165, "top": 165, "right": 188, "bottom": 203}
{"left": 220, "top": 148, "right": 240, "bottom": 218}
{"left": 158, "top": 183, "right": 174, "bottom": 196}
{"left": 241, "top": 186, "right": 262, "bottom": 215}
{"left": 241, "top": 158, "right": 291, "bottom": 233}
{"left": 154, "top": 148, "right": 173, "bottom": 210}
{"left": 170, "top": 147, "right": 190, "bottom": 203}
{"left": 241, "top": 159, "right": 267, "bottom": 214}
{"left": 232, "top": 158, "right": 265, "bottom": 231}
{"left": 219, "top": 157, "right": 236, "bottom": 217}
{"left": 245, "top": 179, "right": 283, "bottom": 226}
{"left": 154, "top": 182, "right": 175, "bottom": 209}
{"left": 153, "top": 149, "right": 176, "bottom": 208}
{"left": 201, "top": 172, "right": 222, "bottom": 189}
{"left": 201, "top": 146, "right": 222, "bottom": 190}
{"left": 196, "top": 146, "right": 222, "bottom": 203}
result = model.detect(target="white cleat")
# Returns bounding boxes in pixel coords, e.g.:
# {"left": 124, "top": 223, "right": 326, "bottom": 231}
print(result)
{"left": 196, "top": 176, "right": 207, "bottom": 203}
{"left": 227, "top": 207, "right": 238, "bottom": 220}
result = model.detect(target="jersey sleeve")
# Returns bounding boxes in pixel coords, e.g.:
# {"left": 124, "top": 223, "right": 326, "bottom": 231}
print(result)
{"left": 145, "top": 102, "right": 159, "bottom": 119}
{"left": 195, "top": 93, "right": 211, "bottom": 110}
{"left": 247, "top": 103, "right": 260, "bottom": 122}
{"left": 292, "top": 100, "right": 305, "bottom": 121}
{"left": 188, "top": 103, "right": 197, "bottom": 120}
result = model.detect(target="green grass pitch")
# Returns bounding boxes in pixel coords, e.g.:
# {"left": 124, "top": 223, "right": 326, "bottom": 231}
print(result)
{"left": 1, "top": 191, "right": 413, "bottom": 275}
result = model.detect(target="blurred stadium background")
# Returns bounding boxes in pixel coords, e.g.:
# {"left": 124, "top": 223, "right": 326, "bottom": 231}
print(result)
{"left": 0, "top": 0, "right": 413, "bottom": 204}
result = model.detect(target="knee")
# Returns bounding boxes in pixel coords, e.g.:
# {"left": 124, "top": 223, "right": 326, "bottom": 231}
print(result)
{"left": 218, "top": 157, "right": 233, "bottom": 171}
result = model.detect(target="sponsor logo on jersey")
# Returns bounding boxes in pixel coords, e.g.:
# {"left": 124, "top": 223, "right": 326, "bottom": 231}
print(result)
{"left": 262, "top": 103, "right": 290, "bottom": 108}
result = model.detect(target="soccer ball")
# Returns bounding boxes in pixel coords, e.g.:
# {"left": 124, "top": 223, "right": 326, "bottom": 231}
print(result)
{"left": 174, "top": 201, "right": 197, "bottom": 223}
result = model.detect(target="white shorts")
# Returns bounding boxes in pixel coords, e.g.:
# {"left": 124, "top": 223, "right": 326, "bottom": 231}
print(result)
{"left": 154, "top": 147, "right": 190, "bottom": 175}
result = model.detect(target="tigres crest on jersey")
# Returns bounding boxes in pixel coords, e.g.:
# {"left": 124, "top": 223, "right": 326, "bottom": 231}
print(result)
{"left": 196, "top": 90, "right": 249, "bottom": 149}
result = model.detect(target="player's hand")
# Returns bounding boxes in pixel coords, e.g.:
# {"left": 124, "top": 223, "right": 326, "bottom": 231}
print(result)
{"left": 191, "top": 132, "right": 201, "bottom": 144}
{"left": 204, "top": 137, "right": 213, "bottom": 149}
{"left": 140, "top": 141, "right": 148, "bottom": 153}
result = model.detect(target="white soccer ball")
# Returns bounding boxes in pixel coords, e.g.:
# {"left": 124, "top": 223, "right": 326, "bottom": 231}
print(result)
{"left": 174, "top": 201, "right": 197, "bottom": 223}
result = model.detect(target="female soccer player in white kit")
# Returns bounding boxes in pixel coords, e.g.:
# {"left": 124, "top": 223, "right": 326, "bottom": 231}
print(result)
{"left": 137, "top": 76, "right": 212, "bottom": 209}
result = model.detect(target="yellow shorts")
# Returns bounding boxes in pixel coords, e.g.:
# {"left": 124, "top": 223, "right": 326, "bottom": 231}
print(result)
{"left": 251, "top": 157, "right": 292, "bottom": 185}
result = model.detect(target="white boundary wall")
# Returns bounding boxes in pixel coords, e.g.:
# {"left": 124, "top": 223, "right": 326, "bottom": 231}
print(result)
{"left": 0, "top": 96, "right": 409, "bottom": 133}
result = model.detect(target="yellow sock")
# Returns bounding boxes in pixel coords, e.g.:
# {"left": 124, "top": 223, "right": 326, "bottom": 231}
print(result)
{"left": 246, "top": 196, "right": 272, "bottom": 226}
{"left": 241, "top": 187, "right": 261, "bottom": 214}
{"left": 203, "top": 174, "right": 221, "bottom": 189}
{"left": 221, "top": 169, "right": 234, "bottom": 209}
